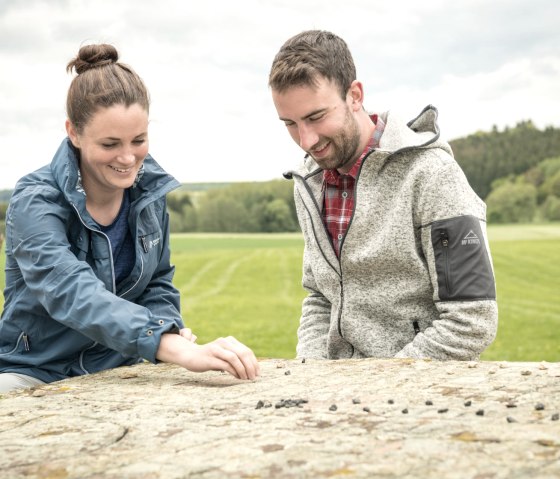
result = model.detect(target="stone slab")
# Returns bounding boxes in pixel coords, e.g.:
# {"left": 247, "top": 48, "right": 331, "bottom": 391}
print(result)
{"left": 1, "top": 358, "right": 559, "bottom": 478}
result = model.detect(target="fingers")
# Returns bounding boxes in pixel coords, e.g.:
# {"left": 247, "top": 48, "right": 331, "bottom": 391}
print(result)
{"left": 179, "top": 328, "right": 197, "bottom": 343}
{"left": 210, "top": 336, "right": 260, "bottom": 380}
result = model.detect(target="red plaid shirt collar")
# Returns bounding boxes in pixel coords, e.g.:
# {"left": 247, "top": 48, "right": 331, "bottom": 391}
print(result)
{"left": 322, "top": 114, "right": 385, "bottom": 256}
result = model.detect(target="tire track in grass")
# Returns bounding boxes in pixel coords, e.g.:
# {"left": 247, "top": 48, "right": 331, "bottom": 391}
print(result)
{"left": 184, "top": 250, "right": 260, "bottom": 311}
{"left": 275, "top": 249, "right": 295, "bottom": 305}
{"left": 178, "top": 257, "right": 221, "bottom": 295}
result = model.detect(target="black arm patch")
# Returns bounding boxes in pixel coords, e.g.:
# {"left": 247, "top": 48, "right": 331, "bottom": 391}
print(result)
{"left": 431, "top": 216, "right": 496, "bottom": 301}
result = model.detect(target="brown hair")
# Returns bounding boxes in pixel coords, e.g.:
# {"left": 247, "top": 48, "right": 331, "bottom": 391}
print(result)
{"left": 66, "top": 44, "right": 150, "bottom": 133}
{"left": 268, "top": 30, "right": 356, "bottom": 99}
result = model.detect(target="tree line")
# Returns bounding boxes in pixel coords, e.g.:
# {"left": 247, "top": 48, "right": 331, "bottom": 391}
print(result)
{"left": 451, "top": 121, "right": 560, "bottom": 224}
{"left": 1, "top": 120, "right": 559, "bottom": 233}
{"left": 167, "top": 180, "right": 299, "bottom": 233}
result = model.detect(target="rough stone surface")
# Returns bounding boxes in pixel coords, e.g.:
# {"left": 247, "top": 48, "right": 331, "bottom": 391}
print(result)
{"left": 1, "top": 358, "right": 559, "bottom": 478}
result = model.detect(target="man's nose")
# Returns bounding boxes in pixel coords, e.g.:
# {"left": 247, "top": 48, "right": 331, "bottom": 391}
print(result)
{"left": 298, "top": 124, "right": 319, "bottom": 151}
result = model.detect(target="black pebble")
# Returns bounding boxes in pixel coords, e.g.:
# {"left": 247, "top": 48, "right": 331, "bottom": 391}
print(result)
{"left": 284, "top": 370, "right": 291, "bottom": 376}
{"left": 506, "top": 402, "right": 517, "bottom": 408}
{"left": 437, "top": 408, "right": 448, "bottom": 414}
{"left": 388, "top": 399, "right": 394, "bottom": 404}
{"left": 552, "top": 413, "right": 559, "bottom": 421}
{"left": 476, "top": 409, "right": 484, "bottom": 416}
{"left": 363, "top": 407, "right": 370, "bottom": 413}
{"left": 329, "top": 404, "right": 337, "bottom": 411}
{"left": 301, "top": 358, "right": 306, "bottom": 363}
{"left": 506, "top": 416, "right": 517, "bottom": 423}
{"left": 535, "top": 403, "right": 545, "bottom": 411}
{"left": 352, "top": 398, "right": 361, "bottom": 404}
{"left": 402, "top": 408, "right": 409, "bottom": 414}
{"left": 464, "top": 400, "right": 472, "bottom": 407}
{"left": 425, "top": 400, "right": 433, "bottom": 406}
{"left": 256, "top": 400, "right": 264, "bottom": 409}
{"left": 274, "top": 398, "right": 308, "bottom": 409}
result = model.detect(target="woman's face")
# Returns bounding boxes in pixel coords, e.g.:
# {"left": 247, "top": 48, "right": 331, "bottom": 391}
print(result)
{"left": 66, "top": 103, "right": 149, "bottom": 197}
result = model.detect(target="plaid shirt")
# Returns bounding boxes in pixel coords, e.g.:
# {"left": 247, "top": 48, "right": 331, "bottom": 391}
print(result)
{"left": 323, "top": 114, "right": 385, "bottom": 256}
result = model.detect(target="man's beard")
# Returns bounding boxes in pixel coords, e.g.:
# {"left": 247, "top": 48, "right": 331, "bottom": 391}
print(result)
{"left": 308, "top": 108, "right": 361, "bottom": 172}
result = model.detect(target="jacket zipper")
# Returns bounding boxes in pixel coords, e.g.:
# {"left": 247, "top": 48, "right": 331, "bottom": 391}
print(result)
{"left": 140, "top": 235, "right": 149, "bottom": 253}
{"left": 440, "top": 231, "right": 453, "bottom": 296}
{"left": 79, "top": 342, "right": 98, "bottom": 374}
{"left": 22, "top": 333, "right": 30, "bottom": 351}
{"left": 336, "top": 150, "right": 374, "bottom": 345}
{"left": 70, "top": 203, "right": 117, "bottom": 294}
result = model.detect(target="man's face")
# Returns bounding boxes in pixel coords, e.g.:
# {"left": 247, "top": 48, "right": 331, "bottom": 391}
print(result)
{"left": 272, "top": 77, "right": 361, "bottom": 172}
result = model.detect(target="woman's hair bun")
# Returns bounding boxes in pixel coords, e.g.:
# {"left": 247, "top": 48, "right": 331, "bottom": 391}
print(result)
{"left": 66, "top": 44, "right": 119, "bottom": 75}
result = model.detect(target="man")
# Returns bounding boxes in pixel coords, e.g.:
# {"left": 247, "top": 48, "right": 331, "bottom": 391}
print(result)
{"left": 269, "top": 30, "right": 498, "bottom": 360}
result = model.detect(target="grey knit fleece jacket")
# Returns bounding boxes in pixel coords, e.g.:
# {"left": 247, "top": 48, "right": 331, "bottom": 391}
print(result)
{"left": 285, "top": 105, "right": 498, "bottom": 361}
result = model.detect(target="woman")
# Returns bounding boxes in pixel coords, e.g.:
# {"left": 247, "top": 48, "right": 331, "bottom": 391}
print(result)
{"left": 0, "top": 44, "right": 259, "bottom": 393}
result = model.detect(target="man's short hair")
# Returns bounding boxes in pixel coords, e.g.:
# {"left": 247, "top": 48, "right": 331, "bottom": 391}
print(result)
{"left": 269, "top": 30, "right": 356, "bottom": 99}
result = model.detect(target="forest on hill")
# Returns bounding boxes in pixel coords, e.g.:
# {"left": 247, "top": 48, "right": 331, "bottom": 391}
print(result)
{"left": 167, "top": 120, "right": 560, "bottom": 231}
{"left": 451, "top": 121, "right": 560, "bottom": 223}
{"left": 1, "top": 121, "right": 559, "bottom": 233}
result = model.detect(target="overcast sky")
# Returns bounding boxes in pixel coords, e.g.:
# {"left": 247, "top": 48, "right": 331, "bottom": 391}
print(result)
{"left": 1, "top": 0, "right": 559, "bottom": 190}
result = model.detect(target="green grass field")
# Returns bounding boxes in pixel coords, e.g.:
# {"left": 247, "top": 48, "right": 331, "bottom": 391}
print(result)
{"left": 0, "top": 225, "right": 558, "bottom": 361}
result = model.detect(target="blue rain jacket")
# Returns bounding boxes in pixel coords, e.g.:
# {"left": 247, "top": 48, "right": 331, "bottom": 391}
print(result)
{"left": 0, "top": 138, "right": 184, "bottom": 383}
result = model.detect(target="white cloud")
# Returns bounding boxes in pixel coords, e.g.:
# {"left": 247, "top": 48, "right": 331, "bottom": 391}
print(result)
{"left": 0, "top": 0, "right": 559, "bottom": 189}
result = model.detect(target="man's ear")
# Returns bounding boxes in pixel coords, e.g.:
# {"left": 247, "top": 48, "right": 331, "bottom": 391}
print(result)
{"left": 65, "top": 119, "right": 80, "bottom": 148}
{"left": 347, "top": 80, "right": 364, "bottom": 112}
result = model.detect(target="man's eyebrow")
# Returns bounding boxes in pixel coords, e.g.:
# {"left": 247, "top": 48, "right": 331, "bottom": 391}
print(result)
{"left": 279, "top": 108, "right": 328, "bottom": 122}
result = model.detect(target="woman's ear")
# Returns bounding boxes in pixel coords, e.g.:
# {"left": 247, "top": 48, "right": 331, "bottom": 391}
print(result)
{"left": 65, "top": 119, "right": 80, "bottom": 148}
{"left": 347, "top": 80, "right": 364, "bottom": 112}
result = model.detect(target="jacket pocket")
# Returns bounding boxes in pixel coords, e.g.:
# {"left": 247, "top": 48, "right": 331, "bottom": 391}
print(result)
{"left": 0, "top": 331, "right": 30, "bottom": 356}
{"left": 431, "top": 216, "right": 496, "bottom": 301}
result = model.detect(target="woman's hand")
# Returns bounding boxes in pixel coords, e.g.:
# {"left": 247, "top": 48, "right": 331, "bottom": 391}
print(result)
{"left": 156, "top": 333, "right": 260, "bottom": 380}
{"left": 179, "top": 327, "right": 197, "bottom": 343}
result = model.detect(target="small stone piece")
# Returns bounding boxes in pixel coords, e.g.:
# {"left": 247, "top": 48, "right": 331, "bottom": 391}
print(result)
{"left": 437, "top": 408, "right": 449, "bottom": 414}
{"left": 274, "top": 398, "right": 308, "bottom": 409}
{"left": 464, "top": 400, "right": 472, "bottom": 407}
{"left": 476, "top": 409, "right": 484, "bottom": 416}
{"left": 363, "top": 407, "right": 370, "bottom": 413}
{"left": 467, "top": 361, "right": 478, "bottom": 368}
{"left": 551, "top": 413, "right": 559, "bottom": 421}
{"left": 506, "top": 416, "right": 517, "bottom": 423}
{"left": 535, "top": 403, "right": 545, "bottom": 411}
{"left": 388, "top": 399, "right": 394, "bottom": 404}
{"left": 521, "top": 370, "right": 532, "bottom": 376}
{"left": 425, "top": 400, "right": 433, "bottom": 406}
{"left": 352, "top": 398, "right": 361, "bottom": 404}
{"left": 301, "top": 358, "right": 306, "bottom": 363}
{"left": 402, "top": 408, "right": 409, "bottom": 414}
{"left": 505, "top": 402, "right": 517, "bottom": 408}
{"left": 256, "top": 400, "right": 265, "bottom": 410}
{"left": 284, "top": 370, "right": 291, "bottom": 376}
{"left": 329, "top": 404, "right": 338, "bottom": 412}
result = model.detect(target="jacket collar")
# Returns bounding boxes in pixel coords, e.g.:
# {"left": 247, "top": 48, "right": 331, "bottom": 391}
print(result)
{"left": 291, "top": 104, "right": 448, "bottom": 179}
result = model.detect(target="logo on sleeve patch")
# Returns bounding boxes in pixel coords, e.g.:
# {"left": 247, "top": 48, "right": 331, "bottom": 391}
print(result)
{"left": 461, "top": 230, "right": 481, "bottom": 246}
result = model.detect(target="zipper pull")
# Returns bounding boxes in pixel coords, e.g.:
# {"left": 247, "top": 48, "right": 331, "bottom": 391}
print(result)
{"left": 22, "top": 334, "right": 30, "bottom": 351}
{"left": 140, "top": 236, "right": 149, "bottom": 253}
{"left": 440, "top": 231, "right": 449, "bottom": 247}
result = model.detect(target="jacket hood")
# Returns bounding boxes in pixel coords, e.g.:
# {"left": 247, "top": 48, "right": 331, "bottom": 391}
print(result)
{"left": 287, "top": 105, "right": 452, "bottom": 179}
{"left": 26, "top": 138, "right": 181, "bottom": 204}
